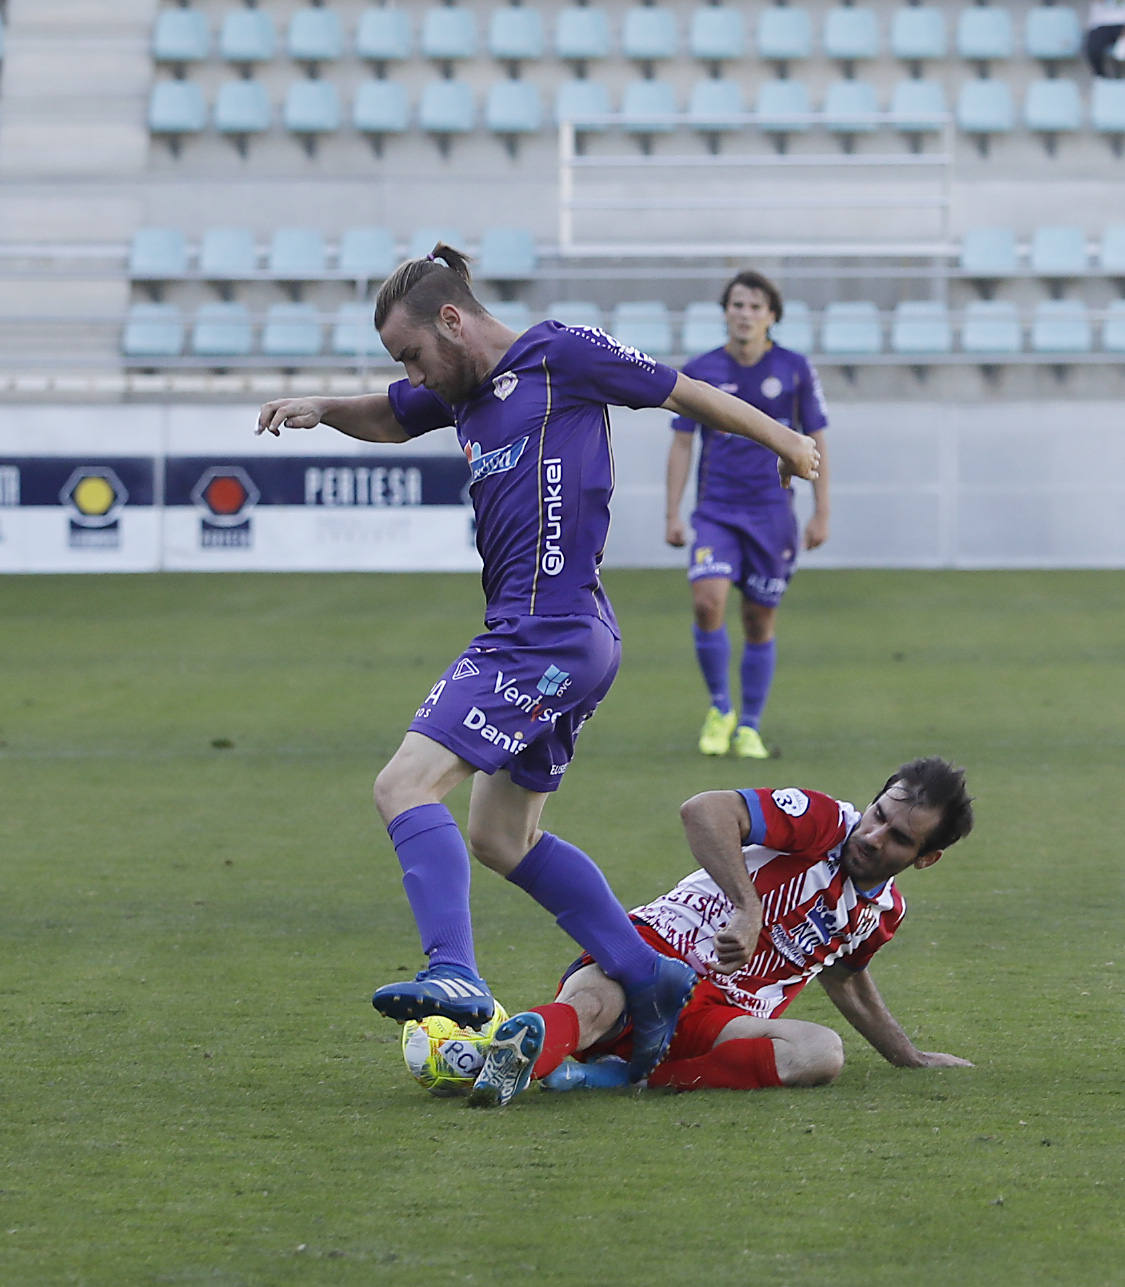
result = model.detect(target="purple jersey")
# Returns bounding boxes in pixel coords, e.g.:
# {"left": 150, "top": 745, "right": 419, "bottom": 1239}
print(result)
{"left": 671, "top": 344, "right": 827, "bottom": 514}
{"left": 389, "top": 321, "right": 678, "bottom": 630}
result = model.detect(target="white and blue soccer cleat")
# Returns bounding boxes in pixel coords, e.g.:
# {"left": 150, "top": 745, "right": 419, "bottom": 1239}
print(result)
{"left": 466, "top": 1011, "right": 546, "bottom": 1108}
{"left": 372, "top": 965, "right": 495, "bottom": 1028}
{"left": 540, "top": 1056, "right": 633, "bottom": 1092}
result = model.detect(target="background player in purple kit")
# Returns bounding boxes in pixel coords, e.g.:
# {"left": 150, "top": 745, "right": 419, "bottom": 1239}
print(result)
{"left": 256, "top": 245, "right": 819, "bottom": 1082}
{"left": 666, "top": 270, "right": 831, "bottom": 761}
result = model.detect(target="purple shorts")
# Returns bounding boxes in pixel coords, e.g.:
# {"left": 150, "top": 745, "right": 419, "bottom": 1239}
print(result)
{"left": 408, "top": 614, "right": 621, "bottom": 793}
{"left": 688, "top": 503, "right": 799, "bottom": 608}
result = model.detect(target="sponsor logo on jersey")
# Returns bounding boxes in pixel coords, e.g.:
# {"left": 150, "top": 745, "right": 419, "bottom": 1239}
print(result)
{"left": 415, "top": 678, "right": 447, "bottom": 718}
{"left": 462, "top": 707, "right": 528, "bottom": 755}
{"left": 760, "top": 376, "right": 783, "bottom": 399}
{"left": 536, "top": 665, "right": 570, "bottom": 697}
{"left": 493, "top": 669, "right": 562, "bottom": 724}
{"left": 491, "top": 371, "right": 519, "bottom": 401}
{"left": 567, "top": 325, "right": 658, "bottom": 372}
{"left": 465, "top": 435, "right": 529, "bottom": 486}
{"left": 772, "top": 788, "right": 810, "bottom": 817}
{"left": 452, "top": 657, "right": 480, "bottom": 681}
{"left": 540, "top": 457, "right": 565, "bottom": 576}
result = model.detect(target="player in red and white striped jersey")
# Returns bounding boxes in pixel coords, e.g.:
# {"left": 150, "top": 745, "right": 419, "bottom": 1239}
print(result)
{"left": 471, "top": 757, "right": 975, "bottom": 1101}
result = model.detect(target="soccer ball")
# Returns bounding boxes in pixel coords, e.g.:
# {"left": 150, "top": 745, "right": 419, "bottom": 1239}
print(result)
{"left": 401, "top": 1002, "right": 509, "bottom": 1097}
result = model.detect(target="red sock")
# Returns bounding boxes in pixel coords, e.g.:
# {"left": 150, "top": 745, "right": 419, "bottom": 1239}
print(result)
{"left": 647, "top": 1038, "right": 782, "bottom": 1091}
{"left": 529, "top": 1003, "right": 581, "bottom": 1079}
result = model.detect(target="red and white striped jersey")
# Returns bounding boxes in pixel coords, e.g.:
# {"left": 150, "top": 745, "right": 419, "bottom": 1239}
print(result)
{"left": 632, "top": 787, "right": 907, "bottom": 1018}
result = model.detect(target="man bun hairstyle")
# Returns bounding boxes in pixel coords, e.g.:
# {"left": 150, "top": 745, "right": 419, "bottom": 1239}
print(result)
{"left": 720, "top": 269, "right": 784, "bottom": 323}
{"left": 879, "top": 757, "right": 975, "bottom": 855}
{"left": 374, "top": 242, "right": 484, "bottom": 331}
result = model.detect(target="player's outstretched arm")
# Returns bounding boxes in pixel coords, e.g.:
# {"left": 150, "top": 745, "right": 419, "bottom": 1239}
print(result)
{"left": 256, "top": 394, "right": 409, "bottom": 444}
{"left": 818, "top": 963, "right": 973, "bottom": 1069}
{"left": 662, "top": 373, "right": 820, "bottom": 485}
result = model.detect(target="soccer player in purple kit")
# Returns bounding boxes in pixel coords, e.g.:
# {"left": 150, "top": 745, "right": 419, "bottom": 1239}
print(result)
{"left": 666, "top": 270, "right": 831, "bottom": 760}
{"left": 256, "top": 245, "right": 819, "bottom": 1082}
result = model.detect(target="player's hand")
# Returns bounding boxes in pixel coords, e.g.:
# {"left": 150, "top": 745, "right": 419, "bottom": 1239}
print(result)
{"left": 712, "top": 907, "right": 759, "bottom": 974}
{"left": 803, "top": 513, "right": 829, "bottom": 551}
{"left": 913, "top": 1051, "right": 974, "bottom": 1068}
{"left": 778, "top": 433, "right": 820, "bottom": 487}
{"left": 256, "top": 397, "right": 329, "bottom": 437}
{"left": 665, "top": 516, "right": 687, "bottom": 548}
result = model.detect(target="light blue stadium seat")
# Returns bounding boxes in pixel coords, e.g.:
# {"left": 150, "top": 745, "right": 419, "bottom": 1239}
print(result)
{"left": 621, "top": 79, "right": 679, "bottom": 134}
{"left": 356, "top": 7, "right": 413, "bottom": 63}
{"left": 821, "top": 301, "right": 882, "bottom": 355}
{"left": 477, "top": 227, "right": 538, "bottom": 282}
{"left": 214, "top": 80, "right": 272, "bottom": 138}
{"left": 690, "top": 6, "right": 747, "bottom": 63}
{"left": 956, "top": 5, "right": 1014, "bottom": 62}
{"left": 284, "top": 80, "right": 342, "bottom": 140}
{"left": 421, "top": 6, "right": 478, "bottom": 61}
{"left": 555, "top": 6, "right": 612, "bottom": 62}
{"left": 757, "top": 7, "right": 812, "bottom": 63}
{"left": 191, "top": 301, "right": 254, "bottom": 358}
{"left": 688, "top": 78, "right": 745, "bottom": 133}
{"left": 129, "top": 228, "right": 189, "bottom": 281}
{"left": 956, "top": 79, "right": 1015, "bottom": 140}
{"left": 610, "top": 301, "right": 674, "bottom": 356}
{"left": 756, "top": 79, "right": 813, "bottom": 136}
{"left": 1031, "top": 299, "right": 1092, "bottom": 354}
{"left": 890, "top": 6, "right": 947, "bottom": 62}
{"left": 1100, "top": 225, "right": 1125, "bottom": 274}
{"left": 1103, "top": 300, "right": 1125, "bottom": 353}
{"left": 1030, "top": 225, "right": 1088, "bottom": 277}
{"left": 681, "top": 300, "right": 727, "bottom": 353}
{"left": 546, "top": 300, "right": 604, "bottom": 330}
{"left": 485, "top": 80, "right": 544, "bottom": 139}
{"left": 419, "top": 79, "right": 476, "bottom": 136}
{"left": 219, "top": 9, "right": 277, "bottom": 64}
{"left": 152, "top": 9, "right": 211, "bottom": 64}
{"left": 338, "top": 227, "right": 398, "bottom": 281}
{"left": 555, "top": 79, "right": 612, "bottom": 130}
{"left": 488, "top": 5, "right": 545, "bottom": 62}
{"left": 1091, "top": 78, "right": 1125, "bottom": 142}
{"left": 622, "top": 5, "right": 679, "bottom": 63}
{"left": 484, "top": 300, "right": 534, "bottom": 332}
{"left": 353, "top": 80, "right": 410, "bottom": 141}
{"left": 288, "top": 7, "right": 344, "bottom": 63}
{"left": 148, "top": 81, "right": 207, "bottom": 139}
{"left": 890, "top": 79, "right": 949, "bottom": 137}
{"left": 1025, "top": 6, "right": 1081, "bottom": 62}
{"left": 1024, "top": 79, "right": 1083, "bottom": 138}
{"left": 890, "top": 300, "right": 953, "bottom": 355}
{"left": 123, "top": 303, "right": 185, "bottom": 359}
{"left": 407, "top": 227, "right": 466, "bottom": 260}
{"left": 823, "top": 80, "right": 880, "bottom": 135}
{"left": 960, "top": 225, "right": 1019, "bottom": 277}
{"left": 961, "top": 299, "right": 1021, "bottom": 354}
{"left": 261, "top": 303, "right": 323, "bottom": 358}
{"left": 771, "top": 300, "right": 814, "bottom": 352}
{"left": 268, "top": 228, "right": 327, "bottom": 281}
{"left": 330, "top": 301, "right": 388, "bottom": 359}
{"left": 823, "top": 6, "right": 880, "bottom": 62}
{"left": 200, "top": 227, "right": 257, "bottom": 280}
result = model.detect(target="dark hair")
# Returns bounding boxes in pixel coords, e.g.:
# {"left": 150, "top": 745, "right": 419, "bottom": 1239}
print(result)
{"left": 720, "top": 269, "right": 784, "bottom": 323}
{"left": 878, "top": 757, "right": 974, "bottom": 855}
{"left": 374, "top": 242, "right": 484, "bottom": 331}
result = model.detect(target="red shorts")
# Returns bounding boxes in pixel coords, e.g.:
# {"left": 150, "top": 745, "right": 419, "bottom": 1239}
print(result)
{"left": 556, "top": 921, "right": 747, "bottom": 1064}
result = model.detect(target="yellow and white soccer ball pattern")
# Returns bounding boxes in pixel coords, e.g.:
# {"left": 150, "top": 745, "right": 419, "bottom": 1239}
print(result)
{"left": 401, "top": 1002, "right": 510, "bottom": 1097}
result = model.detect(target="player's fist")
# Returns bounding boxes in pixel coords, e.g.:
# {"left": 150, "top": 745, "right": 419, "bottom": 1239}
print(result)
{"left": 666, "top": 516, "right": 687, "bottom": 548}
{"left": 256, "top": 397, "right": 329, "bottom": 436}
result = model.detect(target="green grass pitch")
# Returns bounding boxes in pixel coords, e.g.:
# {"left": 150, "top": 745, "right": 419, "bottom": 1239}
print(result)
{"left": 1, "top": 568, "right": 1120, "bottom": 1286}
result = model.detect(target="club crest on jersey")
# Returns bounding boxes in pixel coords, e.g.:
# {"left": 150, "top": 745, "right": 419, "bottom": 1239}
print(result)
{"left": 760, "top": 376, "right": 783, "bottom": 399}
{"left": 772, "top": 788, "right": 810, "bottom": 817}
{"left": 492, "top": 371, "right": 519, "bottom": 401}
{"left": 465, "top": 435, "right": 529, "bottom": 486}
{"left": 719, "top": 382, "right": 739, "bottom": 394}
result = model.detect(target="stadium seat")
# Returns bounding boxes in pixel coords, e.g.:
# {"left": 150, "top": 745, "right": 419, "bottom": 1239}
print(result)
{"left": 1100, "top": 224, "right": 1125, "bottom": 275}
{"left": 485, "top": 80, "right": 544, "bottom": 144}
{"left": 288, "top": 7, "right": 344, "bottom": 64}
{"left": 823, "top": 6, "right": 880, "bottom": 64}
{"left": 961, "top": 299, "right": 1021, "bottom": 354}
{"left": 353, "top": 80, "right": 410, "bottom": 146}
{"left": 770, "top": 300, "right": 814, "bottom": 352}
{"left": 219, "top": 8, "right": 277, "bottom": 65}
{"left": 418, "top": 79, "right": 476, "bottom": 140}
{"left": 890, "top": 6, "right": 947, "bottom": 64}
{"left": 1091, "top": 78, "right": 1125, "bottom": 150}
{"left": 689, "top": 6, "right": 747, "bottom": 64}
{"left": 407, "top": 227, "right": 466, "bottom": 260}
{"left": 1025, "top": 6, "right": 1081, "bottom": 63}
{"left": 821, "top": 301, "right": 882, "bottom": 355}
{"left": 421, "top": 6, "right": 478, "bottom": 62}
{"left": 1103, "top": 299, "right": 1125, "bottom": 352}
{"left": 122, "top": 302, "right": 185, "bottom": 359}
{"left": 152, "top": 9, "right": 211, "bottom": 65}
{"left": 261, "top": 303, "right": 323, "bottom": 359}
{"left": 1024, "top": 79, "right": 1083, "bottom": 145}
{"left": 681, "top": 300, "right": 727, "bottom": 353}
{"left": 128, "top": 228, "right": 189, "bottom": 282}
{"left": 488, "top": 5, "right": 545, "bottom": 64}
{"left": 890, "top": 300, "right": 953, "bottom": 355}
{"left": 199, "top": 227, "right": 257, "bottom": 281}
{"left": 356, "top": 6, "right": 413, "bottom": 64}
{"left": 330, "top": 301, "right": 388, "bottom": 359}
{"left": 283, "top": 81, "right": 342, "bottom": 146}
{"left": 755, "top": 79, "right": 813, "bottom": 138}
{"left": 477, "top": 227, "right": 537, "bottom": 282}
{"left": 554, "top": 6, "right": 612, "bottom": 64}
{"left": 960, "top": 225, "right": 1019, "bottom": 277}
{"left": 148, "top": 81, "right": 207, "bottom": 143}
{"left": 546, "top": 300, "right": 604, "bottom": 330}
{"left": 1030, "top": 225, "right": 1088, "bottom": 277}
{"left": 268, "top": 228, "right": 327, "bottom": 282}
{"left": 621, "top": 79, "right": 679, "bottom": 136}
{"left": 191, "top": 301, "right": 254, "bottom": 358}
{"left": 688, "top": 79, "right": 745, "bottom": 136}
{"left": 1030, "top": 299, "right": 1092, "bottom": 354}
{"left": 484, "top": 300, "right": 534, "bottom": 332}
{"left": 889, "top": 79, "right": 949, "bottom": 142}
{"left": 956, "top": 5, "right": 1014, "bottom": 63}
{"left": 609, "top": 301, "right": 674, "bottom": 356}
{"left": 214, "top": 80, "right": 272, "bottom": 142}
{"left": 956, "top": 79, "right": 1015, "bottom": 148}
{"left": 338, "top": 227, "right": 398, "bottom": 281}
{"left": 823, "top": 81, "right": 880, "bottom": 138}
{"left": 622, "top": 5, "right": 679, "bottom": 64}
{"left": 757, "top": 6, "right": 813, "bottom": 64}
{"left": 554, "top": 79, "right": 612, "bottom": 132}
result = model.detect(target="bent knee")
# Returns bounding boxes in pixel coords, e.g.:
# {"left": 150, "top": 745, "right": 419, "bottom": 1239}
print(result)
{"left": 778, "top": 1025, "right": 845, "bottom": 1087}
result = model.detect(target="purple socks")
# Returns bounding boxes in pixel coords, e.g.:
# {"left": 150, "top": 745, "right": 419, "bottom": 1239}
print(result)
{"left": 692, "top": 623, "right": 731, "bottom": 713}
{"left": 739, "top": 639, "right": 777, "bottom": 730}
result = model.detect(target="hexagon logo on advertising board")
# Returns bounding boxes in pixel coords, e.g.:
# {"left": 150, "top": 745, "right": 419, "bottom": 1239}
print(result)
{"left": 59, "top": 467, "right": 129, "bottom": 549}
{"left": 190, "top": 465, "right": 260, "bottom": 548}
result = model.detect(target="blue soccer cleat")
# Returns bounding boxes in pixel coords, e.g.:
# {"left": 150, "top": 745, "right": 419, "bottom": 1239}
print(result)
{"left": 466, "top": 1011, "right": 546, "bottom": 1108}
{"left": 371, "top": 965, "right": 494, "bottom": 1028}
{"left": 624, "top": 956, "right": 697, "bottom": 1082}
{"left": 540, "top": 1056, "right": 632, "bottom": 1092}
